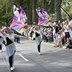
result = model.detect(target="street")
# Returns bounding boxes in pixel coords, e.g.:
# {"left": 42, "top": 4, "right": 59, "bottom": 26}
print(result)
{"left": 0, "top": 39, "right": 72, "bottom": 72}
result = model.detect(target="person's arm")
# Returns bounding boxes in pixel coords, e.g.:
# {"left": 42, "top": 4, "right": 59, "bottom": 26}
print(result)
{"left": 1, "top": 31, "right": 7, "bottom": 37}
{"left": 14, "top": 34, "right": 24, "bottom": 38}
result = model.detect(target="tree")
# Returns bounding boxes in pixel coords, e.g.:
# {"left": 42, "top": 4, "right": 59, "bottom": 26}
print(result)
{"left": 54, "top": 0, "right": 62, "bottom": 21}
{"left": 0, "top": 0, "right": 12, "bottom": 26}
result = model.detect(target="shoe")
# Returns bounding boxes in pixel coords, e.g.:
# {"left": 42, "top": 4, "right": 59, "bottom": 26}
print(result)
{"left": 10, "top": 66, "right": 15, "bottom": 71}
{"left": 63, "top": 46, "right": 66, "bottom": 49}
{"left": 38, "top": 52, "right": 41, "bottom": 55}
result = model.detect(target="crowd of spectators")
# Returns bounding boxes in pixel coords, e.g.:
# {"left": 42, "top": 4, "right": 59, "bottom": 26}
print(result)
{"left": 23, "top": 19, "right": 72, "bottom": 49}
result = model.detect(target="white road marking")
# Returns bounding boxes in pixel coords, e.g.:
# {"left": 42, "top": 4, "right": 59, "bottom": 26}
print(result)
{"left": 18, "top": 53, "right": 29, "bottom": 62}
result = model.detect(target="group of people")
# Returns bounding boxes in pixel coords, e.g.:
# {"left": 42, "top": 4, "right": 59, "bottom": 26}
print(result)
{"left": 0, "top": 20, "right": 72, "bottom": 71}
{"left": 51, "top": 20, "right": 72, "bottom": 48}
{"left": 28, "top": 20, "right": 72, "bottom": 49}
{"left": 0, "top": 26, "right": 42, "bottom": 71}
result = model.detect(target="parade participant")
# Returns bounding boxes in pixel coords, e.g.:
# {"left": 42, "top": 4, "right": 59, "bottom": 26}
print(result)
{"left": 33, "top": 26, "right": 42, "bottom": 55}
{"left": 1, "top": 28, "right": 16, "bottom": 71}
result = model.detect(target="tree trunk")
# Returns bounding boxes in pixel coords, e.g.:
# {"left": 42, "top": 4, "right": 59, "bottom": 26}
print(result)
{"left": 32, "top": 0, "right": 34, "bottom": 24}
{"left": 34, "top": 0, "right": 37, "bottom": 25}
{"left": 54, "top": 0, "right": 62, "bottom": 21}
{"left": 27, "top": 0, "right": 31, "bottom": 24}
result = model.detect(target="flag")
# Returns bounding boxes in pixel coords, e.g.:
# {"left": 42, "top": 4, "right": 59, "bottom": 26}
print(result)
{"left": 36, "top": 7, "right": 51, "bottom": 26}
{"left": 10, "top": 4, "right": 27, "bottom": 34}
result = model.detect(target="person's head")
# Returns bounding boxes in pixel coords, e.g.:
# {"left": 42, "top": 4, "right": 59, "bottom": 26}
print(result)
{"left": 35, "top": 26, "right": 39, "bottom": 31}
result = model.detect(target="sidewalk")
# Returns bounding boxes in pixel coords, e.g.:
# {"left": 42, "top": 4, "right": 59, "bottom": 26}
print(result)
{"left": 42, "top": 41, "right": 55, "bottom": 46}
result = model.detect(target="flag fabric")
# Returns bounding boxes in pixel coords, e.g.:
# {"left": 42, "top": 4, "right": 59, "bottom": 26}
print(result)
{"left": 10, "top": 4, "right": 27, "bottom": 34}
{"left": 36, "top": 7, "right": 51, "bottom": 26}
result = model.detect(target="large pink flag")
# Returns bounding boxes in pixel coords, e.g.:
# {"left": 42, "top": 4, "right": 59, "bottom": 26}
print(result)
{"left": 10, "top": 4, "right": 27, "bottom": 34}
{"left": 36, "top": 7, "right": 51, "bottom": 26}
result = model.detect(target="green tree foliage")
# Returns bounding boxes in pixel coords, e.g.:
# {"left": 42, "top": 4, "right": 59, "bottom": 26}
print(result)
{"left": 0, "top": 0, "right": 12, "bottom": 26}
{"left": 61, "top": 0, "right": 72, "bottom": 19}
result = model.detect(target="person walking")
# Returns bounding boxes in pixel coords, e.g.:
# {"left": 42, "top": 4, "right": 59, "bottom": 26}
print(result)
{"left": 1, "top": 28, "right": 16, "bottom": 71}
{"left": 33, "top": 26, "right": 42, "bottom": 55}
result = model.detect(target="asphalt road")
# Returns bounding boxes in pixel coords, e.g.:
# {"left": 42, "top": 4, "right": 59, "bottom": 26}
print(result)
{"left": 0, "top": 39, "right": 72, "bottom": 72}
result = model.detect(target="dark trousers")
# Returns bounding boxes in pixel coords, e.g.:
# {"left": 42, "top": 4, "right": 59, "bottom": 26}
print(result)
{"left": 14, "top": 36, "right": 20, "bottom": 43}
{"left": 38, "top": 44, "right": 41, "bottom": 52}
{"left": 9, "top": 55, "right": 14, "bottom": 68}
{"left": 62, "top": 38, "right": 65, "bottom": 45}
{"left": 0, "top": 45, "right": 2, "bottom": 50}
